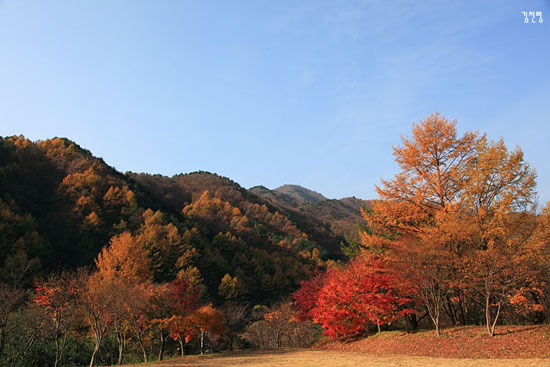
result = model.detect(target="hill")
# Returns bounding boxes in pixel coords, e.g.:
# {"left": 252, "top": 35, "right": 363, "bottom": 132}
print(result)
{"left": 0, "top": 135, "right": 368, "bottom": 305}
{"left": 320, "top": 325, "right": 550, "bottom": 359}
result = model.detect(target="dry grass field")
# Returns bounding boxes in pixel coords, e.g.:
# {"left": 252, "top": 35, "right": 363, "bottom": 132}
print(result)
{"left": 121, "top": 325, "right": 550, "bottom": 367}
{"left": 126, "top": 349, "right": 550, "bottom": 367}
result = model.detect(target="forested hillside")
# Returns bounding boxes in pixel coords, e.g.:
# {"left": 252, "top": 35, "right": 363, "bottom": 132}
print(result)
{"left": 0, "top": 136, "right": 367, "bottom": 306}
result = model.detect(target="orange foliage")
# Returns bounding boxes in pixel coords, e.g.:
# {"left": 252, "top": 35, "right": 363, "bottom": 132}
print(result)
{"left": 95, "top": 231, "right": 152, "bottom": 285}
{"left": 360, "top": 113, "right": 541, "bottom": 336}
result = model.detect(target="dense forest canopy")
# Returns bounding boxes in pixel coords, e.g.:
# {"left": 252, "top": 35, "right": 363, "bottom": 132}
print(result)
{"left": 0, "top": 135, "right": 362, "bottom": 300}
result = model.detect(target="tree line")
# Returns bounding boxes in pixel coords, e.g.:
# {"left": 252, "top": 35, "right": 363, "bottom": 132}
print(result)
{"left": 295, "top": 113, "right": 549, "bottom": 338}
{"left": 1, "top": 229, "right": 318, "bottom": 367}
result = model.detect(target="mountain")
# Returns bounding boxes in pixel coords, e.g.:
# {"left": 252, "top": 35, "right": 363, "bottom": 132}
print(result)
{"left": 249, "top": 185, "right": 371, "bottom": 242}
{"left": 0, "top": 135, "right": 371, "bottom": 305}
{"left": 130, "top": 172, "right": 346, "bottom": 258}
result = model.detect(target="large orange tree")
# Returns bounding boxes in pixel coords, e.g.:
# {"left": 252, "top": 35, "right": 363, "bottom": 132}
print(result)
{"left": 361, "top": 113, "right": 479, "bottom": 333}
{"left": 362, "top": 113, "right": 539, "bottom": 336}
{"left": 81, "top": 231, "right": 153, "bottom": 366}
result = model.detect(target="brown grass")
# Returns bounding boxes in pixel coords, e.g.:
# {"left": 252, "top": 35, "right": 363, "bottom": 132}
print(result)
{"left": 123, "top": 348, "right": 550, "bottom": 367}
{"left": 320, "top": 325, "right": 550, "bottom": 359}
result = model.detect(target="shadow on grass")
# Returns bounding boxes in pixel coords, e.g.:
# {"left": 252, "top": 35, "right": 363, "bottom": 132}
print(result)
{"left": 500, "top": 325, "right": 542, "bottom": 336}
{"left": 412, "top": 324, "right": 546, "bottom": 337}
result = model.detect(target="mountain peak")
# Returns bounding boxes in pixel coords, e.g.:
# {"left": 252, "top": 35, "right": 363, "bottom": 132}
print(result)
{"left": 274, "top": 184, "right": 328, "bottom": 204}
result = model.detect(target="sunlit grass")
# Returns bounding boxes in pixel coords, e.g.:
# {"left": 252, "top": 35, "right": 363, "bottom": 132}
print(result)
{"left": 120, "top": 348, "right": 549, "bottom": 367}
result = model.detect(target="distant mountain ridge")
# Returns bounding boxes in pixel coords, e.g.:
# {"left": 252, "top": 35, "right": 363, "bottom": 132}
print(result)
{"left": 274, "top": 184, "right": 328, "bottom": 204}
{"left": 249, "top": 184, "right": 371, "bottom": 242}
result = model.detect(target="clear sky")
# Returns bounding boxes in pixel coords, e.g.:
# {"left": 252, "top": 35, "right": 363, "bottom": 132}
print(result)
{"left": 0, "top": 1, "right": 549, "bottom": 204}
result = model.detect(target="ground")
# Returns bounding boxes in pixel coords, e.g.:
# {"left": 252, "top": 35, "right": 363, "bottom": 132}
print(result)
{"left": 126, "top": 349, "right": 550, "bottom": 367}
{"left": 319, "top": 325, "right": 550, "bottom": 359}
{"left": 122, "top": 325, "right": 550, "bottom": 367}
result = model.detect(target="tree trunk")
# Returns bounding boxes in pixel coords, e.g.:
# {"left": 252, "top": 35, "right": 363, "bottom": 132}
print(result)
{"left": 486, "top": 296, "right": 501, "bottom": 337}
{"left": 9, "top": 333, "right": 37, "bottom": 367}
{"left": 132, "top": 325, "right": 148, "bottom": 363}
{"left": 89, "top": 339, "right": 101, "bottom": 367}
{"left": 158, "top": 330, "right": 166, "bottom": 361}
{"left": 444, "top": 296, "right": 457, "bottom": 325}
{"left": 54, "top": 332, "right": 67, "bottom": 367}
{"left": 405, "top": 313, "right": 418, "bottom": 332}
{"left": 458, "top": 297, "right": 467, "bottom": 325}
{"left": 88, "top": 316, "right": 106, "bottom": 367}
{"left": 200, "top": 330, "right": 205, "bottom": 355}
{"left": 426, "top": 302, "right": 441, "bottom": 336}
{"left": 178, "top": 336, "right": 185, "bottom": 357}
{"left": 116, "top": 334, "right": 124, "bottom": 365}
{"left": 137, "top": 334, "right": 148, "bottom": 362}
{"left": 54, "top": 335, "right": 61, "bottom": 367}
{"left": 377, "top": 323, "right": 381, "bottom": 333}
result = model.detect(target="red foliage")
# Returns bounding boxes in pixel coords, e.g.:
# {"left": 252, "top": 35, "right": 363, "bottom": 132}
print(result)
{"left": 34, "top": 276, "right": 78, "bottom": 321}
{"left": 170, "top": 277, "right": 202, "bottom": 315}
{"left": 295, "top": 254, "right": 415, "bottom": 339}
{"left": 293, "top": 272, "right": 325, "bottom": 322}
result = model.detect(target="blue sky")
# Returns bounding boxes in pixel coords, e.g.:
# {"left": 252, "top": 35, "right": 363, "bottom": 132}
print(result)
{"left": 1, "top": 1, "right": 549, "bottom": 204}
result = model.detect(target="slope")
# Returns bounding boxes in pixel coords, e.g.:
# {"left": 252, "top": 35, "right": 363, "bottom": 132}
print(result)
{"left": 0, "top": 135, "right": 361, "bottom": 306}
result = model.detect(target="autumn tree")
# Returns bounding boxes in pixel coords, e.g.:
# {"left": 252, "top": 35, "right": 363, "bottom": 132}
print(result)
{"left": 218, "top": 273, "right": 248, "bottom": 302}
{"left": 363, "top": 113, "right": 478, "bottom": 250}
{"left": 0, "top": 283, "right": 25, "bottom": 362}
{"left": 34, "top": 272, "right": 80, "bottom": 367}
{"left": 95, "top": 231, "right": 152, "bottom": 285}
{"left": 220, "top": 302, "right": 248, "bottom": 351}
{"left": 124, "top": 284, "right": 153, "bottom": 363}
{"left": 293, "top": 273, "right": 325, "bottom": 322}
{"left": 0, "top": 251, "right": 39, "bottom": 364}
{"left": 148, "top": 283, "right": 173, "bottom": 361}
{"left": 459, "top": 138, "right": 537, "bottom": 336}
{"left": 189, "top": 304, "right": 226, "bottom": 355}
{"left": 527, "top": 203, "right": 550, "bottom": 320}
{"left": 295, "top": 254, "right": 413, "bottom": 339}
{"left": 150, "top": 268, "right": 203, "bottom": 360}
{"left": 242, "top": 302, "right": 319, "bottom": 348}
{"left": 358, "top": 114, "right": 480, "bottom": 332}
{"left": 138, "top": 209, "right": 182, "bottom": 281}
{"left": 168, "top": 269, "right": 203, "bottom": 356}
{"left": 99, "top": 231, "right": 151, "bottom": 364}
{"left": 262, "top": 302, "right": 300, "bottom": 347}
{"left": 77, "top": 270, "right": 116, "bottom": 367}
{"left": 81, "top": 230, "right": 153, "bottom": 366}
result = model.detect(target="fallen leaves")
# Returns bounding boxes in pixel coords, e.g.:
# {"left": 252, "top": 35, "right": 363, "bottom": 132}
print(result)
{"left": 319, "top": 325, "right": 550, "bottom": 359}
